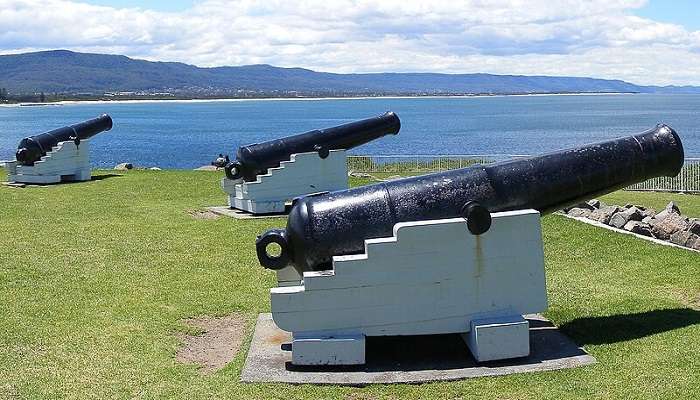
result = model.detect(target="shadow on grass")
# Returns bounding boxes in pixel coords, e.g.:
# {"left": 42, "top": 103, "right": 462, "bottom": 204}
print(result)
{"left": 45, "top": 173, "right": 123, "bottom": 185}
{"left": 3, "top": 173, "right": 123, "bottom": 187}
{"left": 560, "top": 308, "right": 700, "bottom": 345}
{"left": 90, "top": 173, "right": 122, "bottom": 181}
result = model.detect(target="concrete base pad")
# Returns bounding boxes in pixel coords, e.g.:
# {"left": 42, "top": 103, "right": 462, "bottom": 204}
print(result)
{"left": 207, "top": 206, "right": 287, "bottom": 220}
{"left": 241, "top": 314, "right": 596, "bottom": 385}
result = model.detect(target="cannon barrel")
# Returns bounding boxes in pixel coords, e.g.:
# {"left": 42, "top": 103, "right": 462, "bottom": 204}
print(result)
{"left": 225, "top": 112, "right": 401, "bottom": 181}
{"left": 256, "top": 124, "right": 684, "bottom": 272}
{"left": 15, "top": 114, "right": 113, "bottom": 166}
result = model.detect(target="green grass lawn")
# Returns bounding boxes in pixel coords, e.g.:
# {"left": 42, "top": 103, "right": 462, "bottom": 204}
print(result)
{"left": 0, "top": 169, "right": 698, "bottom": 399}
{"left": 600, "top": 191, "right": 700, "bottom": 217}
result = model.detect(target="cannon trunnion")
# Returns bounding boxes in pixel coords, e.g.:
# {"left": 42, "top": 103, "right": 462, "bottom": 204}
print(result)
{"left": 257, "top": 124, "right": 684, "bottom": 272}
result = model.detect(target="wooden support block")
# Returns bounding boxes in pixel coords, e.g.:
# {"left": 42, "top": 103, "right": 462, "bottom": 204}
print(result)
{"left": 292, "top": 335, "right": 365, "bottom": 365}
{"left": 8, "top": 174, "right": 61, "bottom": 184}
{"left": 231, "top": 198, "right": 287, "bottom": 214}
{"left": 463, "top": 315, "right": 530, "bottom": 362}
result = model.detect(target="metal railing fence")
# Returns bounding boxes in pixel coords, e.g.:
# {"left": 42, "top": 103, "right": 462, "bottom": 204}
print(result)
{"left": 347, "top": 155, "right": 700, "bottom": 193}
{"left": 625, "top": 158, "right": 700, "bottom": 193}
{"left": 347, "top": 154, "right": 528, "bottom": 175}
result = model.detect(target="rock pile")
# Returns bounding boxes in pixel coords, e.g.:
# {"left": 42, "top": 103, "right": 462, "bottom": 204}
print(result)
{"left": 114, "top": 162, "right": 133, "bottom": 170}
{"left": 114, "top": 163, "right": 164, "bottom": 171}
{"left": 563, "top": 200, "right": 700, "bottom": 251}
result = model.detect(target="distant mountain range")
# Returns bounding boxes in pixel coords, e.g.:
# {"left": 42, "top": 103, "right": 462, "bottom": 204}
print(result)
{"left": 1, "top": 50, "right": 699, "bottom": 96}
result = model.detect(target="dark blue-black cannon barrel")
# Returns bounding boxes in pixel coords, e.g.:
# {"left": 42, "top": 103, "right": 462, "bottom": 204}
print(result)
{"left": 225, "top": 112, "right": 401, "bottom": 181}
{"left": 15, "top": 114, "right": 113, "bottom": 166}
{"left": 256, "top": 124, "right": 684, "bottom": 272}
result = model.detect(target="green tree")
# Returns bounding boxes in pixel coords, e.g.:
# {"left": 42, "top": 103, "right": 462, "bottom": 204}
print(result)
{"left": 39, "top": 92, "right": 46, "bottom": 102}
{"left": 0, "top": 88, "right": 7, "bottom": 100}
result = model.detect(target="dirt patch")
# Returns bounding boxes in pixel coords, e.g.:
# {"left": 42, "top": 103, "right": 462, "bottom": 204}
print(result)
{"left": 187, "top": 209, "right": 221, "bottom": 220}
{"left": 670, "top": 289, "right": 700, "bottom": 310}
{"left": 176, "top": 314, "right": 247, "bottom": 374}
{"left": 681, "top": 293, "right": 700, "bottom": 310}
{"left": 265, "top": 331, "right": 289, "bottom": 346}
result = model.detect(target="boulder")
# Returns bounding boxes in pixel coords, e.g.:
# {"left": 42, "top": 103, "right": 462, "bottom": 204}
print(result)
{"left": 623, "top": 221, "right": 654, "bottom": 237}
{"left": 609, "top": 207, "right": 643, "bottom": 229}
{"left": 691, "top": 237, "right": 700, "bottom": 251}
{"left": 665, "top": 201, "right": 681, "bottom": 214}
{"left": 640, "top": 208, "right": 656, "bottom": 219}
{"left": 590, "top": 205, "right": 621, "bottom": 225}
{"left": 567, "top": 207, "right": 592, "bottom": 218}
{"left": 642, "top": 216, "right": 653, "bottom": 224}
{"left": 565, "top": 199, "right": 602, "bottom": 213}
{"left": 565, "top": 203, "right": 589, "bottom": 213}
{"left": 114, "top": 162, "right": 133, "bottom": 170}
{"left": 649, "top": 201, "right": 683, "bottom": 235}
{"left": 687, "top": 220, "right": 700, "bottom": 235}
{"left": 149, "top": 167, "right": 162, "bottom": 171}
{"left": 670, "top": 230, "right": 698, "bottom": 247}
{"left": 670, "top": 230, "right": 687, "bottom": 246}
{"left": 650, "top": 212, "right": 689, "bottom": 240}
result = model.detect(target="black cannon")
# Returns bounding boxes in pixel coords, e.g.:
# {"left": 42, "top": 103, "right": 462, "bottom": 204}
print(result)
{"left": 256, "top": 124, "right": 684, "bottom": 272}
{"left": 225, "top": 112, "right": 401, "bottom": 181}
{"left": 15, "top": 114, "right": 113, "bottom": 166}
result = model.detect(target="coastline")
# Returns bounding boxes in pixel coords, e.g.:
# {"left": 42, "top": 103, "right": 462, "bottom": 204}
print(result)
{"left": 0, "top": 92, "right": 637, "bottom": 108}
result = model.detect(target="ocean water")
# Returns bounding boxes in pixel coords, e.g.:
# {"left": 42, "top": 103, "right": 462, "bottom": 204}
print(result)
{"left": 0, "top": 94, "right": 698, "bottom": 169}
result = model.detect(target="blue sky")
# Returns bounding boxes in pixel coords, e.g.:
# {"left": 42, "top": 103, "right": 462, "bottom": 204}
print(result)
{"left": 2, "top": 1, "right": 700, "bottom": 85}
{"left": 85, "top": 0, "right": 700, "bottom": 31}
{"left": 634, "top": 0, "right": 700, "bottom": 30}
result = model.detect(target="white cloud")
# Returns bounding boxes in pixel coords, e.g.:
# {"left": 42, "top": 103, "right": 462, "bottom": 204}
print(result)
{"left": 0, "top": 0, "right": 699, "bottom": 85}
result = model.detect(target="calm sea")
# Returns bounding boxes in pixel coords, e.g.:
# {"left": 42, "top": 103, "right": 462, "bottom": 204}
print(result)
{"left": 1, "top": 94, "right": 698, "bottom": 169}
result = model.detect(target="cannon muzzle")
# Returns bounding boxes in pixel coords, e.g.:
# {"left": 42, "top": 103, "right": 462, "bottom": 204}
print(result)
{"left": 257, "top": 124, "right": 684, "bottom": 272}
{"left": 225, "top": 112, "right": 401, "bottom": 181}
{"left": 15, "top": 114, "right": 113, "bottom": 166}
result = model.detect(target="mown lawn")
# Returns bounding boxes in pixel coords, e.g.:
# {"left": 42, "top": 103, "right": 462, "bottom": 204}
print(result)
{"left": 600, "top": 190, "right": 700, "bottom": 217}
{"left": 0, "top": 169, "right": 698, "bottom": 399}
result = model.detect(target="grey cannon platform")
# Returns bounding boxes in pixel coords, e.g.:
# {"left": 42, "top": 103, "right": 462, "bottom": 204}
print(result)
{"left": 207, "top": 206, "right": 287, "bottom": 220}
{"left": 241, "top": 314, "right": 596, "bottom": 385}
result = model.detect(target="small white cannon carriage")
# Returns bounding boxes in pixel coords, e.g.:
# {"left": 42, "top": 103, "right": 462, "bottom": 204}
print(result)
{"left": 6, "top": 114, "right": 113, "bottom": 184}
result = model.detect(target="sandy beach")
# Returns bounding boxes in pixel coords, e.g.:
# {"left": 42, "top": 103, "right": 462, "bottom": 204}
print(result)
{"left": 0, "top": 92, "right": 634, "bottom": 108}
